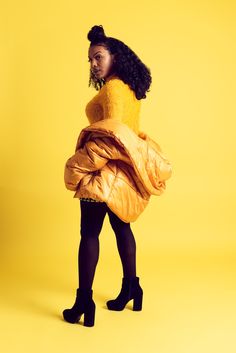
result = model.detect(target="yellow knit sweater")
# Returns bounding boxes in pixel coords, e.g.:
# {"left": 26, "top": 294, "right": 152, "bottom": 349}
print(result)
{"left": 85, "top": 75, "right": 141, "bottom": 135}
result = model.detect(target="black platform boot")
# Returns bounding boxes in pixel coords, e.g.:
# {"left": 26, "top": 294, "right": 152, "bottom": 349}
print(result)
{"left": 62, "top": 288, "right": 96, "bottom": 327}
{"left": 106, "top": 276, "right": 143, "bottom": 311}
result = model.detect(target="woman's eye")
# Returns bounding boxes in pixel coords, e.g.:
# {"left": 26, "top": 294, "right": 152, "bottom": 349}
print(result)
{"left": 87, "top": 55, "right": 102, "bottom": 62}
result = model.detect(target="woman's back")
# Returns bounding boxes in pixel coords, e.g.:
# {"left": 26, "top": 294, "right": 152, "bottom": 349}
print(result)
{"left": 85, "top": 75, "right": 141, "bottom": 135}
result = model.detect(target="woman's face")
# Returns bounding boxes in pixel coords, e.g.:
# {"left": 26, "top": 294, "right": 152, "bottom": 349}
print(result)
{"left": 88, "top": 45, "right": 116, "bottom": 81}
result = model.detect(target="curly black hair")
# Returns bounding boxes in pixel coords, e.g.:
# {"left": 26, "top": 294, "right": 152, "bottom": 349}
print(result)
{"left": 87, "top": 25, "right": 152, "bottom": 100}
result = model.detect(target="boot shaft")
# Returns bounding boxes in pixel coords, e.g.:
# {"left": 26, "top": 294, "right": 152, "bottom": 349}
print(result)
{"left": 121, "top": 276, "right": 143, "bottom": 297}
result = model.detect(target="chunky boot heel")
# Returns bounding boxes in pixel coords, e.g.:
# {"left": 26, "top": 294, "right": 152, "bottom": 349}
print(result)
{"left": 133, "top": 290, "right": 143, "bottom": 311}
{"left": 106, "top": 276, "right": 143, "bottom": 311}
{"left": 63, "top": 288, "right": 96, "bottom": 327}
{"left": 84, "top": 301, "right": 96, "bottom": 327}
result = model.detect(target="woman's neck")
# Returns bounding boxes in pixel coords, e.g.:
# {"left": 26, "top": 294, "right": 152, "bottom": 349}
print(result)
{"left": 105, "top": 73, "right": 119, "bottom": 82}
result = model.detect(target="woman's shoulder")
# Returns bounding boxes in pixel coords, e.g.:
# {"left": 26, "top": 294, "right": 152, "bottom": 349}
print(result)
{"left": 103, "top": 77, "right": 125, "bottom": 89}
{"left": 100, "top": 77, "right": 132, "bottom": 96}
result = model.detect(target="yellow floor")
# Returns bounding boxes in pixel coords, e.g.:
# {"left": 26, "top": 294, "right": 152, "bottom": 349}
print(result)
{"left": 1, "top": 249, "right": 235, "bottom": 353}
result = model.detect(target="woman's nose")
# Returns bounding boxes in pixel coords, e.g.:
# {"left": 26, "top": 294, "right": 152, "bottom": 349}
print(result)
{"left": 91, "top": 59, "right": 98, "bottom": 67}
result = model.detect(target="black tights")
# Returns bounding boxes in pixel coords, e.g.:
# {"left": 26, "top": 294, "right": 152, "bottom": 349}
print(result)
{"left": 78, "top": 200, "right": 137, "bottom": 289}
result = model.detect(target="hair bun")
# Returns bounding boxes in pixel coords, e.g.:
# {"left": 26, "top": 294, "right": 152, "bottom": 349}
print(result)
{"left": 87, "top": 25, "right": 106, "bottom": 43}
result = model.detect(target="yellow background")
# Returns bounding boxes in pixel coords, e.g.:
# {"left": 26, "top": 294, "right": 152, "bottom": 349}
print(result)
{"left": 0, "top": 0, "right": 235, "bottom": 352}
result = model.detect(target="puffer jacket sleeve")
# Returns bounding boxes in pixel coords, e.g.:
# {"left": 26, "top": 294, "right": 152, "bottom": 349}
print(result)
{"left": 64, "top": 134, "right": 119, "bottom": 191}
{"left": 64, "top": 138, "right": 111, "bottom": 191}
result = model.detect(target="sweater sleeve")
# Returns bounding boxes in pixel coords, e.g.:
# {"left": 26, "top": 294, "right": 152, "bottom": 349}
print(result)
{"left": 101, "top": 80, "right": 124, "bottom": 120}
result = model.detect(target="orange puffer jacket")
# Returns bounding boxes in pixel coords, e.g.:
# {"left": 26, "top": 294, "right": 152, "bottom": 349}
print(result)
{"left": 64, "top": 119, "right": 172, "bottom": 223}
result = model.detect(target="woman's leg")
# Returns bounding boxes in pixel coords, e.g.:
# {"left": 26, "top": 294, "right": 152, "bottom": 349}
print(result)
{"left": 78, "top": 201, "right": 107, "bottom": 289}
{"left": 107, "top": 208, "right": 136, "bottom": 278}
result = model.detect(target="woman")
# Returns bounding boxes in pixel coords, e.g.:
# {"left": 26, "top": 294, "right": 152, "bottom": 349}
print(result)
{"left": 63, "top": 24, "right": 152, "bottom": 327}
